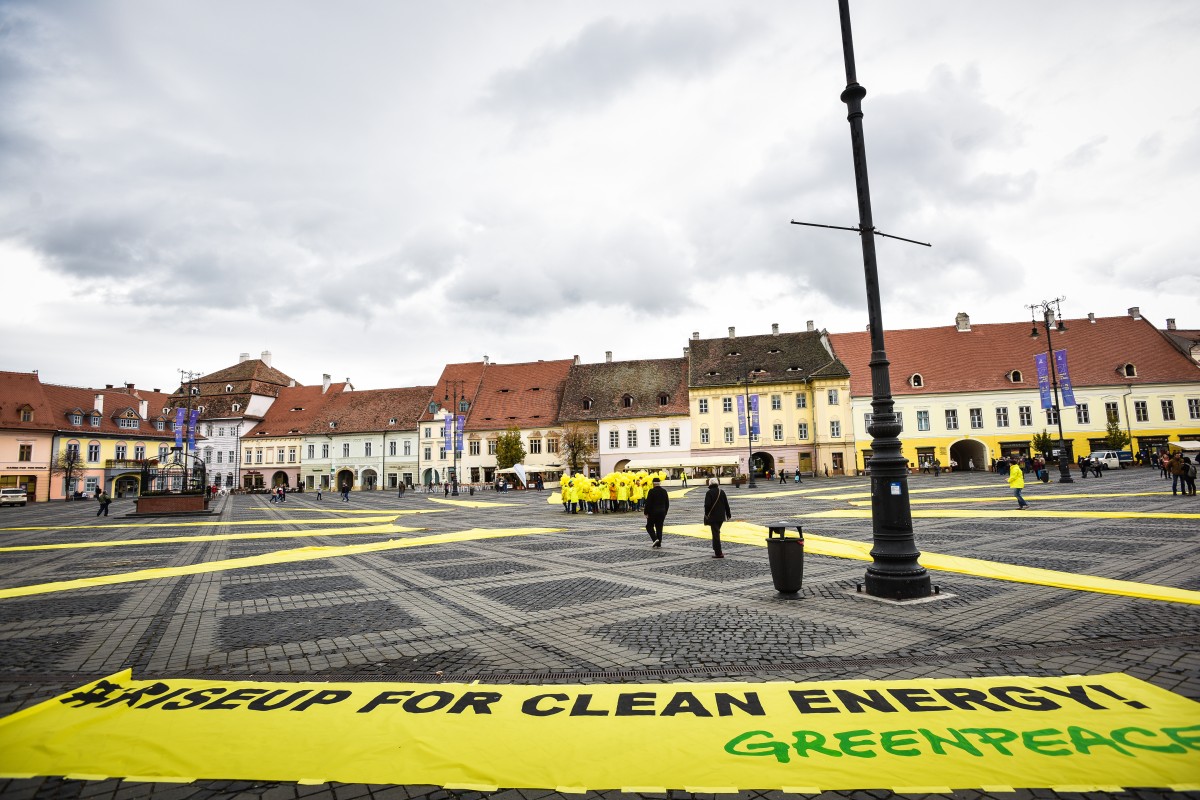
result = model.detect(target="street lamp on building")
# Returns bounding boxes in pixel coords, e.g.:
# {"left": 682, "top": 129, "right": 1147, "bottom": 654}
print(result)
{"left": 736, "top": 372, "right": 759, "bottom": 488}
{"left": 1028, "top": 298, "right": 1075, "bottom": 483}
{"left": 444, "top": 381, "right": 470, "bottom": 496}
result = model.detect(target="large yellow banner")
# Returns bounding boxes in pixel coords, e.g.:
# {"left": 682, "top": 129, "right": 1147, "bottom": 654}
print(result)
{"left": 1, "top": 672, "right": 1197, "bottom": 791}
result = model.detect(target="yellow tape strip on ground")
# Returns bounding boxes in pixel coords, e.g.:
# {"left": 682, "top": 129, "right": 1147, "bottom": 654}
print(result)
{"left": 0, "top": 523, "right": 426, "bottom": 553}
{"left": 427, "top": 498, "right": 522, "bottom": 508}
{"left": 0, "top": 527, "right": 565, "bottom": 601}
{"left": 249, "top": 508, "right": 442, "bottom": 515}
{"left": 804, "top": 509, "right": 1200, "bottom": 520}
{"left": 0, "top": 514, "right": 436, "bottom": 533}
{"left": 847, "top": 491, "right": 1178, "bottom": 506}
{"left": 0, "top": 672, "right": 1196, "bottom": 791}
{"left": 664, "top": 522, "right": 1200, "bottom": 605}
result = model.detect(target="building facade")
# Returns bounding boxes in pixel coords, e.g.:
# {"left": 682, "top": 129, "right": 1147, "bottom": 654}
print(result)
{"left": 240, "top": 382, "right": 348, "bottom": 490}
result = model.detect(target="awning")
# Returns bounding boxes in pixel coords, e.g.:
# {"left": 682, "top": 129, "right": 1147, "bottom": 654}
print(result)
{"left": 621, "top": 455, "right": 740, "bottom": 470}
{"left": 496, "top": 464, "right": 562, "bottom": 475}
{"left": 1168, "top": 440, "right": 1200, "bottom": 452}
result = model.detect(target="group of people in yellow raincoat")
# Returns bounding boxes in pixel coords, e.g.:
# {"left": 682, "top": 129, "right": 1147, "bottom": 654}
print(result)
{"left": 559, "top": 470, "right": 670, "bottom": 514}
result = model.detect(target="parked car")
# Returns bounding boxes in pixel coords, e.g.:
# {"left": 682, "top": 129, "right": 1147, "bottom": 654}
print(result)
{"left": 0, "top": 487, "right": 28, "bottom": 507}
{"left": 1089, "top": 450, "right": 1125, "bottom": 470}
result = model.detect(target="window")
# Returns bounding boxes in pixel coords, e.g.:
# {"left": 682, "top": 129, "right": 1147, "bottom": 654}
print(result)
{"left": 85, "top": 477, "right": 98, "bottom": 494}
{"left": 487, "top": 440, "right": 497, "bottom": 455}
{"left": 910, "top": 374, "right": 924, "bottom": 388}
{"left": 529, "top": 438, "right": 542, "bottom": 454}
{"left": 245, "top": 450, "right": 252, "bottom": 464}
{"left": 1161, "top": 399, "right": 1176, "bottom": 421}
{"left": 203, "top": 447, "right": 212, "bottom": 463}
{"left": 87, "top": 443, "right": 100, "bottom": 462}
{"left": 228, "top": 450, "right": 235, "bottom": 463}
{"left": 342, "top": 443, "right": 350, "bottom": 458}
{"left": 830, "top": 420, "right": 841, "bottom": 438}
{"left": 216, "top": 451, "right": 223, "bottom": 464}
{"left": 388, "top": 441, "right": 396, "bottom": 456}
{"left": 698, "top": 398, "right": 709, "bottom": 414}
{"left": 771, "top": 394, "right": 782, "bottom": 410}
{"left": 609, "top": 429, "right": 620, "bottom": 448}
{"left": 700, "top": 427, "right": 710, "bottom": 444}
{"left": 231, "top": 403, "right": 241, "bottom": 412}
{"left": 1076, "top": 403, "right": 1090, "bottom": 425}
{"left": 795, "top": 394, "right": 807, "bottom": 409}
{"left": 118, "top": 417, "right": 139, "bottom": 429}
{"left": 626, "top": 430, "right": 638, "bottom": 448}
{"left": 277, "top": 447, "right": 285, "bottom": 462}
{"left": 308, "top": 445, "right": 315, "bottom": 459}
{"left": 1189, "top": 398, "right": 1200, "bottom": 420}
{"left": 424, "top": 446, "right": 432, "bottom": 460}
{"left": 895, "top": 411, "right": 904, "bottom": 431}
{"left": 91, "top": 415, "right": 100, "bottom": 427}
{"left": 669, "top": 427, "right": 680, "bottom": 447}
{"left": 404, "top": 440, "right": 412, "bottom": 456}
{"left": 1019, "top": 405, "right": 1033, "bottom": 426}
{"left": 18, "top": 443, "right": 32, "bottom": 461}
{"left": 1009, "top": 370, "right": 1023, "bottom": 383}
{"left": 159, "top": 446, "right": 169, "bottom": 460}
{"left": 722, "top": 397, "right": 733, "bottom": 413}
{"left": 773, "top": 423, "right": 783, "bottom": 441}
{"left": 20, "top": 409, "right": 32, "bottom": 422}
{"left": 1105, "top": 402, "right": 1120, "bottom": 423}
{"left": 649, "top": 428, "right": 660, "bottom": 447}
{"left": 658, "top": 393, "right": 669, "bottom": 406}
{"left": 364, "top": 442, "right": 372, "bottom": 457}
{"left": 134, "top": 444, "right": 145, "bottom": 460}
{"left": 424, "top": 427, "right": 431, "bottom": 439}
{"left": 439, "top": 447, "right": 446, "bottom": 460}
{"left": 1123, "top": 363, "right": 1137, "bottom": 378}
{"left": 589, "top": 432, "right": 599, "bottom": 449}
{"left": 70, "top": 413, "right": 82, "bottom": 425}
{"left": 205, "top": 425, "right": 213, "bottom": 437}
{"left": 996, "top": 407, "right": 1010, "bottom": 427}
{"left": 969, "top": 408, "right": 983, "bottom": 429}
{"left": 547, "top": 438, "right": 559, "bottom": 453}
{"left": 321, "top": 443, "right": 330, "bottom": 458}
{"left": 622, "top": 394, "right": 633, "bottom": 409}
{"left": 797, "top": 422, "right": 809, "bottom": 440}
{"left": 945, "top": 409, "right": 959, "bottom": 430}
{"left": 288, "top": 447, "right": 297, "bottom": 462}
{"left": 1134, "top": 401, "right": 1149, "bottom": 423}
{"left": 114, "top": 443, "right": 126, "bottom": 459}
{"left": 155, "top": 420, "right": 164, "bottom": 431}
{"left": 255, "top": 448, "right": 263, "bottom": 464}
{"left": 827, "top": 389, "right": 839, "bottom": 405}
{"left": 723, "top": 426, "right": 734, "bottom": 444}
{"left": 915, "top": 410, "right": 930, "bottom": 431}
{"left": 865, "top": 413, "right": 873, "bottom": 431}
{"left": 1046, "top": 408, "right": 1059, "bottom": 425}
{"left": 469, "top": 440, "right": 480, "bottom": 456}
{"left": 582, "top": 397, "right": 593, "bottom": 410}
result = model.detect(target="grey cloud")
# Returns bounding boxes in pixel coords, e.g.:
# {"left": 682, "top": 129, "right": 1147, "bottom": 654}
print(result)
{"left": 1061, "top": 136, "right": 1108, "bottom": 169}
{"left": 480, "top": 13, "right": 760, "bottom": 119}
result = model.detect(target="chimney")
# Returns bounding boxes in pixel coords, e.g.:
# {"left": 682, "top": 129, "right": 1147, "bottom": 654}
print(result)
{"left": 683, "top": 346, "right": 689, "bottom": 357}
{"left": 605, "top": 351, "right": 612, "bottom": 363}
{"left": 139, "top": 399, "right": 148, "bottom": 419}
{"left": 1128, "top": 306, "right": 1141, "bottom": 320}
{"left": 771, "top": 323, "right": 779, "bottom": 335}
{"left": 105, "top": 384, "right": 113, "bottom": 389}
{"left": 125, "top": 382, "right": 135, "bottom": 390}
{"left": 239, "top": 352, "right": 250, "bottom": 363}
{"left": 288, "top": 380, "right": 296, "bottom": 387}
{"left": 955, "top": 312, "right": 971, "bottom": 332}
{"left": 573, "top": 354, "right": 580, "bottom": 365}
{"left": 261, "top": 350, "right": 272, "bottom": 366}
{"left": 1088, "top": 312, "right": 1096, "bottom": 323}
{"left": 728, "top": 326, "right": 736, "bottom": 338}
{"left": 322, "top": 374, "right": 331, "bottom": 394}
{"left": 153, "top": 388, "right": 160, "bottom": 393}
{"left": 692, "top": 331, "right": 700, "bottom": 340}
{"left": 94, "top": 393, "right": 104, "bottom": 413}
{"left": 806, "top": 320, "right": 815, "bottom": 332}
{"left": 483, "top": 355, "right": 490, "bottom": 365}
{"left": 1167, "top": 318, "right": 1177, "bottom": 330}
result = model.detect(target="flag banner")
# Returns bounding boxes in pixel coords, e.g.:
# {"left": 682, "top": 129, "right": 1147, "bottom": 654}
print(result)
{"left": 188, "top": 409, "right": 200, "bottom": 449}
{"left": 737, "top": 395, "right": 747, "bottom": 436}
{"left": 455, "top": 415, "right": 465, "bottom": 453}
{"left": 443, "top": 417, "right": 454, "bottom": 452}
{"left": 1054, "top": 349, "right": 1076, "bottom": 408}
{"left": 174, "top": 408, "right": 185, "bottom": 448}
{"left": 1034, "top": 353, "right": 1053, "bottom": 410}
{"left": 748, "top": 394, "right": 760, "bottom": 436}
{"left": 0, "top": 672, "right": 1196, "bottom": 791}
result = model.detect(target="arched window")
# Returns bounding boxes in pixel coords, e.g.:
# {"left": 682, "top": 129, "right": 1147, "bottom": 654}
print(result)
{"left": 910, "top": 374, "right": 924, "bottom": 388}
{"left": 225, "top": 384, "right": 234, "bottom": 393}
{"left": 190, "top": 387, "right": 200, "bottom": 395}
{"left": 622, "top": 394, "right": 634, "bottom": 409}
{"left": 1122, "top": 363, "right": 1137, "bottom": 378}
{"left": 231, "top": 403, "right": 241, "bottom": 412}
{"left": 1009, "top": 370, "right": 1023, "bottom": 383}
{"left": 582, "top": 397, "right": 594, "bottom": 410}
{"left": 658, "top": 393, "right": 669, "bottom": 406}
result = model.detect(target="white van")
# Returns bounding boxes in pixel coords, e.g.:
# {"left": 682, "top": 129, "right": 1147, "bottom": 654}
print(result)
{"left": 1089, "top": 450, "right": 1121, "bottom": 470}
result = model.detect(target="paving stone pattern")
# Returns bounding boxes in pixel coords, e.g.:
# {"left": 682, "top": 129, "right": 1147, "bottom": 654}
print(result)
{"left": 0, "top": 469, "right": 1198, "bottom": 799}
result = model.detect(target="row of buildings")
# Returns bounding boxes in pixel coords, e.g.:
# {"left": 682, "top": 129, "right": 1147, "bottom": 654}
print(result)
{"left": 2, "top": 308, "right": 1198, "bottom": 500}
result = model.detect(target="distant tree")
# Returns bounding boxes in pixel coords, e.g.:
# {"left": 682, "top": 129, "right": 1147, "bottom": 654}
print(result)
{"left": 49, "top": 448, "right": 86, "bottom": 500}
{"left": 495, "top": 426, "right": 526, "bottom": 471}
{"left": 1031, "top": 429, "right": 1055, "bottom": 457}
{"left": 560, "top": 422, "right": 596, "bottom": 475}
{"left": 1104, "top": 420, "right": 1131, "bottom": 451}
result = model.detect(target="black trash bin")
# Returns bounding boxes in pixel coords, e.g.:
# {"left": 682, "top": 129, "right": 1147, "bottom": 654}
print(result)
{"left": 766, "top": 522, "right": 804, "bottom": 593}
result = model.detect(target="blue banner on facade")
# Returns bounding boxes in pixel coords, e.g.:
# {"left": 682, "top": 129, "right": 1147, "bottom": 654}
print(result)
{"left": 1054, "top": 349, "right": 1076, "bottom": 407}
{"left": 748, "top": 394, "right": 760, "bottom": 436}
{"left": 1034, "top": 353, "right": 1053, "bottom": 410}
{"left": 455, "top": 415, "right": 465, "bottom": 453}
{"left": 175, "top": 408, "right": 185, "bottom": 448}
{"left": 737, "top": 395, "right": 747, "bottom": 436}
{"left": 736, "top": 395, "right": 761, "bottom": 437}
{"left": 443, "top": 416, "right": 453, "bottom": 452}
{"left": 188, "top": 409, "right": 199, "bottom": 449}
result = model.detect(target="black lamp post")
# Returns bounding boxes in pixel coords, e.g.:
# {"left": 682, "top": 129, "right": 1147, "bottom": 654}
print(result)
{"left": 444, "top": 381, "right": 469, "bottom": 496}
{"left": 1028, "top": 298, "right": 1074, "bottom": 483}
{"left": 836, "top": 0, "right": 931, "bottom": 600}
{"left": 737, "top": 373, "right": 758, "bottom": 488}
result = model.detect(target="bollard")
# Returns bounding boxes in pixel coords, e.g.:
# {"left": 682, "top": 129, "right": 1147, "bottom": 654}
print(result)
{"left": 766, "top": 522, "right": 804, "bottom": 593}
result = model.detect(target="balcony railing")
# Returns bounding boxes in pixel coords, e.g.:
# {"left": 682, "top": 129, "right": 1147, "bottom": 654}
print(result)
{"left": 104, "top": 459, "right": 154, "bottom": 470}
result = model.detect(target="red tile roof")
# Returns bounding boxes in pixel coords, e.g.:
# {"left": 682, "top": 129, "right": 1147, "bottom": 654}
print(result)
{"left": 0, "top": 371, "right": 57, "bottom": 432}
{"left": 306, "top": 386, "right": 435, "bottom": 434}
{"left": 465, "top": 359, "right": 574, "bottom": 431}
{"left": 245, "top": 383, "right": 349, "bottom": 438}
{"left": 829, "top": 315, "right": 1200, "bottom": 397}
{"left": 419, "top": 362, "right": 488, "bottom": 423}
{"left": 36, "top": 382, "right": 180, "bottom": 439}
{"left": 557, "top": 358, "right": 689, "bottom": 421}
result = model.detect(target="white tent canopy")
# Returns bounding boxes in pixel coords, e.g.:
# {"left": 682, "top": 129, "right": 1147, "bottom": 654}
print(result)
{"left": 621, "top": 456, "right": 740, "bottom": 470}
{"left": 1168, "top": 441, "right": 1200, "bottom": 452}
{"left": 496, "top": 464, "right": 562, "bottom": 474}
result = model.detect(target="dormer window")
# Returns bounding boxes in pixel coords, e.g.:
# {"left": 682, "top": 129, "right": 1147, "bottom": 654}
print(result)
{"left": 19, "top": 407, "right": 33, "bottom": 422}
{"left": 1008, "top": 370, "right": 1023, "bottom": 383}
{"left": 498, "top": 388, "right": 511, "bottom": 393}
{"left": 750, "top": 368, "right": 767, "bottom": 375}
{"left": 70, "top": 413, "right": 82, "bottom": 425}
{"left": 786, "top": 366, "right": 803, "bottom": 372}
{"left": 388, "top": 418, "right": 397, "bottom": 425}
{"left": 156, "top": 420, "right": 165, "bottom": 431}
{"left": 90, "top": 415, "right": 100, "bottom": 427}
{"left": 196, "top": 405, "right": 205, "bottom": 413}
{"left": 706, "top": 371, "right": 720, "bottom": 377}
{"left": 622, "top": 394, "right": 634, "bottom": 409}
{"left": 767, "top": 348, "right": 781, "bottom": 354}
{"left": 163, "top": 407, "right": 171, "bottom": 415}
{"left": 329, "top": 421, "right": 337, "bottom": 428}
{"left": 910, "top": 373, "right": 924, "bottom": 388}
{"left": 658, "top": 393, "right": 669, "bottom": 406}
{"left": 190, "top": 387, "right": 200, "bottom": 395}
{"left": 582, "top": 397, "right": 594, "bottom": 410}
{"left": 727, "top": 350, "right": 741, "bottom": 357}
{"left": 1121, "top": 363, "right": 1137, "bottom": 378}
{"left": 226, "top": 384, "right": 234, "bottom": 393}
{"left": 290, "top": 407, "right": 303, "bottom": 412}
{"left": 231, "top": 403, "right": 241, "bottom": 412}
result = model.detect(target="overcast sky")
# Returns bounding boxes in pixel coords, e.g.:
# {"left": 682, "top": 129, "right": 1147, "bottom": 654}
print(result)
{"left": 3, "top": 0, "right": 1198, "bottom": 392}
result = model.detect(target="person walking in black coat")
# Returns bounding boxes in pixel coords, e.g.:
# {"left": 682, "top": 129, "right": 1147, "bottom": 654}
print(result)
{"left": 703, "top": 478, "right": 732, "bottom": 558}
{"left": 643, "top": 477, "right": 670, "bottom": 548}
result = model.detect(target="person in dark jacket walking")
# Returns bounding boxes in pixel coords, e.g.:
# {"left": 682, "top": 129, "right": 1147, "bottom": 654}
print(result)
{"left": 643, "top": 477, "right": 670, "bottom": 548}
{"left": 95, "top": 489, "right": 111, "bottom": 517}
{"left": 703, "top": 478, "right": 732, "bottom": 558}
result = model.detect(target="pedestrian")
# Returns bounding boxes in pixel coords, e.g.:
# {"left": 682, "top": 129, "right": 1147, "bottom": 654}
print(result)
{"left": 643, "top": 476, "right": 670, "bottom": 548}
{"left": 341, "top": 483, "right": 350, "bottom": 502}
{"left": 1183, "top": 457, "right": 1197, "bottom": 496}
{"left": 316, "top": 485, "right": 323, "bottom": 500}
{"left": 703, "top": 477, "right": 732, "bottom": 559}
{"left": 932, "top": 458, "right": 941, "bottom": 477}
{"left": 968, "top": 458, "right": 974, "bottom": 471}
{"left": 794, "top": 470, "right": 801, "bottom": 483}
{"left": 1169, "top": 452, "right": 1185, "bottom": 496}
{"left": 95, "top": 489, "right": 111, "bottom": 517}
{"left": 1007, "top": 459, "right": 1029, "bottom": 510}
{"left": 779, "top": 470, "right": 787, "bottom": 485}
